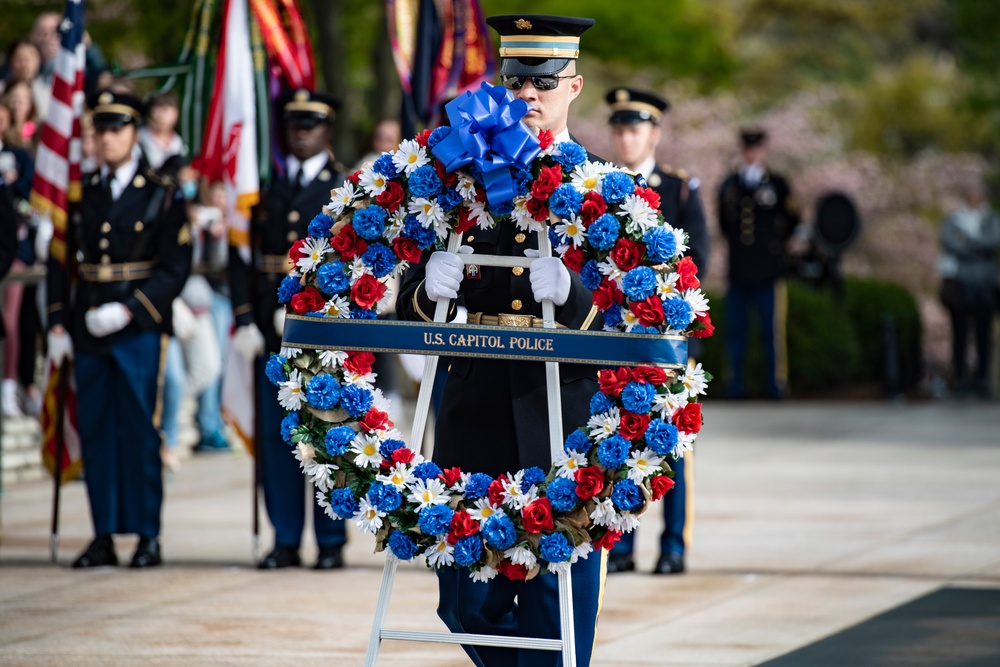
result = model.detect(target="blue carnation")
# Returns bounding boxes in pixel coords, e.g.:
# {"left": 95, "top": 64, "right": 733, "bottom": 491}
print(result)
{"left": 277, "top": 275, "right": 303, "bottom": 303}
{"left": 663, "top": 297, "right": 694, "bottom": 330}
{"left": 549, "top": 183, "right": 583, "bottom": 219}
{"left": 388, "top": 530, "right": 418, "bottom": 560}
{"left": 548, "top": 226, "right": 562, "bottom": 249}
{"left": 546, "top": 478, "right": 579, "bottom": 513}
{"left": 340, "top": 384, "right": 373, "bottom": 417}
{"left": 437, "top": 187, "right": 463, "bottom": 211}
{"left": 539, "top": 533, "right": 574, "bottom": 563}
{"left": 597, "top": 434, "right": 630, "bottom": 469}
{"left": 417, "top": 504, "right": 454, "bottom": 535}
{"left": 368, "top": 483, "right": 403, "bottom": 512}
{"left": 465, "top": 473, "right": 493, "bottom": 499}
{"left": 353, "top": 205, "right": 387, "bottom": 241}
{"left": 514, "top": 168, "right": 532, "bottom": 195}
{"left": 308, "top": 213, "right": 334, "bottom": 238}
{"left": 565, "top": 429, "right": 593, "bottom": 454}
{"left": 482, "top": 514, "right": 517, "bottom": 549}
{"left": 604, "top": 309, "right": 622, "bottom": 328}
{"left": 403, "top": 214, "right": 436, "bottom": 248}
{"left": 305, "top": 373, "right": 341, "bottom": 410}
{"left": 362, "top": 243, "right": 396, "bottom": 278}
{"left": 611, "top": 478, "right": 644, "bottom": 512}
{"left": 580, "top": 260, "right": 602, "bottom": 290}
{"left": 644, "top": 419, "right": 679, "bottom": 456}
{"left": 408, "top": 164, "right": 443, "bottom": 199}
{"left": 643, "top": 227, "right": 677, "bottom": 263}
{"left": 553, "top": 141, "right": 587, "bottom": 170}
{"left": 280, "top": 411, "right": 300, "bottom": 445}
{"left": 379, "top": 439, "right": 405, "bottom": 458}
{"left": 324, "top": 425, "right": 356, "bottom": 456}
{"left": 412, "top": 461, "right": 443, "bottom": 482}
{"left": 427, "top": 126, "right": 450, "bottom": 149}
{"left": 488, "top": 198, "right": 514, "bottom": 217}
{"left": 633, "top": 325, "right": 661, "bottom": 334}
{"left": 265, "top": 355, "right": 288, "bottom": 386}
{"left": 468, "top": 163, "right": 484, "bottom": 184}
{"left": 601, "top": 170, "right": 635, "bottom": 204}
{"left": 373, "top": 153, "right": 399, "bottom": 177}
{"left": 522, "top": 467, "right": 545, "bottom": 488}
{"left": 590, "top": 392, "right": 615, "bottom": 415}
{"left": 329, "top": 488, "right": 359, "bottom": 519}
{"left": 454, "top": 535, "right": 483, "bottom": 567}
{"left": 588, "top": 214, "right": 620, "bottom": 250}
{"left": 351, "top": 306, "right": 378, "bottom": 320}
{"left": 622, "top": 381, "right": 656, "bottom": 414}
{"left": 316, "top": 261, "right": 350, "bottom": 295}
{"left": 622, "top": 266, "right": 657, "bottom": 301}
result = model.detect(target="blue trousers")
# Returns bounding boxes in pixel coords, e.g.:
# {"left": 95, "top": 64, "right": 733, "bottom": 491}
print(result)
{"left": 725, "top": 282, "right": 782, "bottom": 398}
{"left": 611, "top": 452, "right": 687, "bottom": 558}
{"left": 195, "top": 291, "right": 231, "bottom": 439}
{"left": 436, "top": 551, "right": 606, "bottom": 667}
{"left": 256, "top": 359, "right": 345, "bottom": 549}
{"left": 75, "top": 331, "right": 166, "bottom": 538}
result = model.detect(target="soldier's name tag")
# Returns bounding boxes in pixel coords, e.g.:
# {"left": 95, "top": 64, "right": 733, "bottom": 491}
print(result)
{"left": 466, "top": 264, "right": 481, "bottom": 280}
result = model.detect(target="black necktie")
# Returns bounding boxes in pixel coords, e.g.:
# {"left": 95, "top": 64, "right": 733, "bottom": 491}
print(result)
{"left": 102, "top": 173, "right": 115, "bottom": 209}
{"left": 292, "top": 169, "right": 305, "bottom": 196}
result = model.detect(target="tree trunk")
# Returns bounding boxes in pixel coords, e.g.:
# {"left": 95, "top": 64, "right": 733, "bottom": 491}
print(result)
{"left": 311, "top": 0, "right": 355, "bottom": 164}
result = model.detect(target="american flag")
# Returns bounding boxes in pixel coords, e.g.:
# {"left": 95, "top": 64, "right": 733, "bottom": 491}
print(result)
{"left": 29, "top": 0, "right": 87, "bottom": 267}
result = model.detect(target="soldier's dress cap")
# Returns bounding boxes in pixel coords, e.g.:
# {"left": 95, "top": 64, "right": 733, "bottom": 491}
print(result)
{"left": 740, "top": 127, "right": 768, "bottom": 147}
{"left": 90, "top": 90, "right": 145, "bottom": 129}
{"left": 486, "top": 15, "right": 594, "bottom": 77}
{"left": 606, "top": 88, "right": 669, "bottom": 125}
{"left": 277, "top": 89, "right": 339, "bottom": 128}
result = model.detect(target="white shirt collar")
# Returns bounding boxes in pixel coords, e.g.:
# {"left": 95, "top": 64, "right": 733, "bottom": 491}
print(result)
{"left": 553, "top": 128, "right": 572, "bottom": 145}
{"left": 286, "top": 152, "right": 328, "bottom": 187}
{"left": 101, "top": 158, "right": 139, "bottom": 202}
{"left": 635, "top": 155, "right": 657, "bottom": 180}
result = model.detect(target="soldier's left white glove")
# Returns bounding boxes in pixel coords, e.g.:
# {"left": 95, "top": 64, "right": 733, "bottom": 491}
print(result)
{"left": 273, "top": 307, "right": 286, "bottom": 337}
{"left": 34, "top": 216, "right": 54, "bottom": 262}
{"left": 85, "top": 303, "right": 132, "bottom": 338}
{"left": 529, "top": 257, "right": 571, "bottom": 306}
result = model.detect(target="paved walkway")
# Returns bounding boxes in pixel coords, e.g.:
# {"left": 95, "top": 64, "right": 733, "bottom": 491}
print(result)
{"left": 1, "top": 401, "right": 999, "bottom": 666}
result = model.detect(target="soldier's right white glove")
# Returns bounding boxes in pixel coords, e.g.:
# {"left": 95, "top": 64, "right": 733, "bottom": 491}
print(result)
{"left": 172, "top": 299, "right": 198, "bottom": 342}
{"left": 34, "top": 216, "right": 54, "bottom": 263}
{"left": 47, "top": 329, "right": 74, "bottom": 365}
{"left": 424, "top": 246, "right": 472, "bottom": 301}
{"left": 232, "top": 323, "right": 265, "bottom": 362}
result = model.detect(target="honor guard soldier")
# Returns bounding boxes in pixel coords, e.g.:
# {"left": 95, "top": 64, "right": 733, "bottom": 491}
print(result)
{"left": 46, "top": 91, "right": 192, "bottom": 568}
{"left": 717, "top": 128, "right": 800, "bottom": 399}
{"left": 228, "top": 89, "right": 348, "bottom": 570}
{"left": 605, "top": 87, "right": 708, "bottom": 576}
{"left": 398, "top": 15, "right": 605, "bottom": 667}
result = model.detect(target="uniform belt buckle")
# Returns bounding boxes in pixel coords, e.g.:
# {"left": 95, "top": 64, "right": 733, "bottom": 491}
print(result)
{"left": 96, "top": 265, "right": 114, "bottom": 282}
{"left": 498, "top": 313, "right": 533, "bottom": 328}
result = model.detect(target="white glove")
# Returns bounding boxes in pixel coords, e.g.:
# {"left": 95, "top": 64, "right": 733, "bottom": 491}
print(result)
{"left": 273, "top": 307, "right": 286, "bottom": 337}
{"left": 529, "top": 257, "right": 572, "bottom": 306}
{"left": 47, "top": 329, "right": 73, "bottom": 365}
{"left": 35, "top": 216, "right": 54, "bottom": 263}
{"left": 172, "top": 299, "right": 198, "bottom": 341}
{"left": 424, "top": 246, "right": 472, "bottom": 301}
{"left": 232, "top": 323, "right": 265, "bottom": 362}
{"left": 85, "top": 303, "right": 132, "bottom": 338}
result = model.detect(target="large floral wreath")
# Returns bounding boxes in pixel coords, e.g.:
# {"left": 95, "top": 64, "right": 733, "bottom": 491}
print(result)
{"left": 266, "top": 83, "right": 713, "bottom": 582}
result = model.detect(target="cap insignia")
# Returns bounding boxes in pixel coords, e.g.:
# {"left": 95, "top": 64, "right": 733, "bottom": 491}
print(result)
{"left": 615, "top": 89, "right": 629, "bottom": 103}
{"left": 294, "top": 89, "right": 309, "bottom": 102}
{"left": 514, "top": 18, "right": 532, "bottom": 30}
{"left": 98, "top": 92, "right": 113, "bottom": 105}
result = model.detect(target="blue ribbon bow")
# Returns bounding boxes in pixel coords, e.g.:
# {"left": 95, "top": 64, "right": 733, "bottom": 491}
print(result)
{"left": 431, "top": 82, "right": 541, "bottom": 207}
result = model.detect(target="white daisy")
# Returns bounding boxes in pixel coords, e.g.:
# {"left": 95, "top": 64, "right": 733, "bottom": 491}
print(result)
{"left": 674, "top": 431, "right": 696, "bottom": 459}
{"left": 296, "top": 236, "right": 331, "bottom": 273}
{"left": 452, "top": 472, "right": 472, "bottom": 494}
{"left": 348, "top": 257, "right": 371, "bottom": 280}
{"left": 587, "top": 406, "right": 621, "bottom": 442}
{"left": 682, "top": 288, "right": 709, "bottom": 317}
{"left": 554, "top": 216, "right": 587, "bottom": 247}
{"left": 598, "top": 257, "right": 624, "bottom": 287}
{"left": 570, "top": 541, "right": 594, "bottom": 564}
{"left": 296, "top": 441, "right": 316, "bottom": 461}
{"left": 319, "top": 349, "right": 349, "bottom": 368}
{"left": 359, "top": 165, "right": 390, "bottom": 197}
{"left": 277, "top": 369, "right": 306, "bottom": 410}
{"left": 610, "top": 511, "right": 641, "bottom": 533}
{"left": 470, "top": 565, "right": 498, "bottom": 582}
{"left": 377, "top": 463, "right": 415, "bottom": 490}
{"left": 376, "top": 284, "right": 394, "bottom": 313}
{"left": 343, "top": 370, "right": 377, "bottom": 391}
{"left": 466, "top": 200, "right": 495, "bottom": 230}
{"left": 407, "top": 478, "right": 450, "bottom": 510}
{"left": 501, "top": 476, "right": 537, "bottom": 510}
{"left": 682, "top": 362, "right": 708, "bottom": 397}
{"left": 467, "top": 497, "right": 505, "bottom": 522}
{"left": 625, "top": 448, "right": 664, "bottom": 483}
{"left": 350, "top": 434, "right": 383, "bottom": 469}
{"left": 672, "top": 228, "right": 689, "bottom": 256}
{"left": 456, "top": 173, "right": 477, "bottom": 202}
{"left": 426, "top": 534, "right": 455, "bottom": 568}
{"left": 279, "top": 346, "right": 303, "bottom": 358}
{"left": 504, "top": 544, "right": 537, "bottom": 569}
{"left": 353, "top": 497, "right": 385, "bottom": 533}
{"left": 511, "top": 195, "right": 535, "bottom": 231}
{"left": 392, "top": 139, "right": 430, "bottom": 175}
{"left": 305, "top": 463, "right": 339, "bottom": 492}
{"left": 652, "top": 390, "right": 688, "bottom": 417}
{"left": 589, "top": 498, "right": 617, "bottom": 526}
{"left": 656, "top": 272, "right": 679, "bottom": 299}
{"left": 328, "top": 181, "right": 359, "bottom": 215}
{"left": 553, "top": 450, "right": 588, "bottom": 480}
{"left": 408, "top": 197, "right": 447, "bottom": 229}
{"left": 620, "top": 306, "right": 640, "bottom": 332}
{"left": 618, "top": 194, "right": 658, "bottom": 235}
{"left": 570, "top": 162, "right": 604, "bottom": 194}
{"left": 385, "top": 208, "right": 406, "bottom": 241}
{"left": 320, "top": 295, "right": 351, "bottom": 319}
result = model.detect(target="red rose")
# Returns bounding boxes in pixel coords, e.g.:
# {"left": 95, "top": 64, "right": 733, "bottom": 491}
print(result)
{"left": 619, "top": 411, "right": 651, "bottom": 440}
{"left": 675, "top": 256, "right": 700, "bottom": 290}
{"left": 414, "top": 128, "right": 431, "bottom": 147}
{"left": 433, "top": 159, "right": 458, "bottom": 188}
{"left": 651, "top": 474, "right": 676, "bottom": 501}
{"left": 610, "top": 238, "right": 644, "bottom": 272}
{"left": 488, "top": 476, "right": 507, "bottom": 507}
{"left": 579, "top": 200, "right": 607, "bottom": 228}
{"left": 525, "top": 196, "right": 550, "bottom": 222}
{"left": 359, "top": 408, "right": 391, "bottom": 432}
{"left": 290, "top": 286, "right": 326, "bottom": 314}
{"left": 521, "top": 498, "right": 554, "bottom": 534}
{"left": 690, "top": 312, "right": 714, "bottom": 338}
{"left": 447, "top": 510, "right": 479, "bottom": 544}
{"left": 375, "top": 180, "right": 405, "bottom": 212}
{"left": 351, "top": 274, "right": 387, "bottom": 310}
{"left": 456, "top": 207, "right": 475, "bottom": 234}
{"left": 598, "top": 367, "right": 631, "bottom": 396}
{"left": 593, "top": 530, "right": 622, "bottom": 551}
{"left": 562, "top": 246, "right": 584, "bottom": 273}
{"left": 393, "top": 237, "right": 422, "bottom": 263}
{"left": 575, "top": 466, "right": 606, "bottom": 501}
{"left": 635, "top": 186, "right": 660, "bottom": 211}
{"left": 474, "top": 187, "right": 487, "bottom": 203}
{"left": 438, "top": 466, "right": 463, "bottom": 488}
{"left": 288, "top": 238, "right": 307, "bottom": 263}
{"left": 497, "top": 559, "right": 528, "bottom": 581}
{"left": 632, "top": 366, "right": 668, "bottom": 385}
{"left": 593, "top": 279, "right": 623, "bottom": 311}
{"left": 347, "top": 170, "right": 361, "bottom": 184}
{"left": 630, "top": 295, "right": 665, "bottom": 327}
{"left": 537, "top": 129, "right": 554, "bottom": 150}
{"left": 391, "top": 448, "right": 415, "bottom": 465}
{"left": 531, "top": 165, "right": 563, "bottom": 201}
{"left": 674, "top": 402, "right": 702, "bottom": 434}
{"left": 331, "top": 225, "right": 367, "bottom": 261}
{"left": 343, "top": 351, "right": 375, "bottom": 375}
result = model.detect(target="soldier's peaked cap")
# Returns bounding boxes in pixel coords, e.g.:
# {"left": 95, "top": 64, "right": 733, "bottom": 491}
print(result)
{"left": 278, "top": 89, "right": 339, "bottom": 128}
{"left": 606, "top": 88, "right": 669, "bottom": 125}
{"left": 90, "top": 90, "right": 145, "bottom": 129}
{"left": 486, "top": 15, "right": 594, "bottom": 77}
{"left": 740, "top": 127, "right": 768, "bottom": 147}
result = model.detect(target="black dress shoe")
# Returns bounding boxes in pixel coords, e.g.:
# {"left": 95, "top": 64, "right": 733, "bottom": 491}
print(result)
{"left": 130, "top": 537, "right": 163, "bottom": 568}
{"left": 653, "top": 553, "right": 685, "bottom": 575}
{"left": 314, "top": 545, "right": 344, "bottom": 570}
{"left": 258, "top": 545, "right": 301, "bottom": 569}
{"left": 606, "top": 552, "right": 635, "bottom": 574}
{"left": 72, "top": 535, "right": 118, "bottom": 568}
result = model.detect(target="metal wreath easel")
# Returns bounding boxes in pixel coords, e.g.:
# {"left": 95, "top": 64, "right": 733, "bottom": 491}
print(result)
{"left": 364, "top": 227, "right": 579, "bottom": 666}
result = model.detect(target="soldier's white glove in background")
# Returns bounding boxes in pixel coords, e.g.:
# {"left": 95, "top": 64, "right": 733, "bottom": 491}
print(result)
{"left": 85, "top": 303, "right": 132, "bottom": 338}
{"left": 34, "top": 216, "right": 54, "bottom": 263}
{"left": 47, "top": 330, "right": 73, "bottom": 365}
{"left": 232, "top": 323, "right": 265, "bottom": 362}
{"left": 529, "top": 257, "right": 571, "bottom": 306}
{"left": 273, "top": 307, "right": 286, "bottom": 337}
{"left": 172, "top": 299, "right": 198, "bottom": 342}
{"left": 424, "top": 246, "right": 472, "bottom": 301}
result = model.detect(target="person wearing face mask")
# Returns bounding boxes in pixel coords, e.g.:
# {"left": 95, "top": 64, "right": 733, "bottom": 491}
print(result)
{"left": 397, "top": 14, "right": 606, "bottom": 667}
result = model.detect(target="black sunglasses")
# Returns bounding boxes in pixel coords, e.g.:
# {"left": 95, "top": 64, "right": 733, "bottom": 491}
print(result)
{"left": 501, "top": 74, "right": 575, "bottom": 91}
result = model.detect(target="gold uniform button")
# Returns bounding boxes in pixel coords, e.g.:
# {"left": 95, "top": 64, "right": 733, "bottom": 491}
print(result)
{"left": 514, "top": 233, "right": 526, "bottom": 244}
{"left": 512, "top": 266, "right": 524, "bottom": 276}
{"left": 100, "top": 255, "right": 111, "bottom": 264}
{"left": 288, "top": 211, "right": 300, "bottom": 223}
{"left": 511, "top": 299, "right": 523, "bottom": 311}
{"left": 101, "top": 222, "right": 111, "bottom": 233}
{"left": 287, "top": 230, "right": 299, "bottom": 242}
{"left": 99, "top": 239, "right": 109, "bottom": 249}
{"left": 466, "top": 234, "right": 475, "bottom": 242}
{"left": 134, "top": 221, "right": 144, "bottom": 232}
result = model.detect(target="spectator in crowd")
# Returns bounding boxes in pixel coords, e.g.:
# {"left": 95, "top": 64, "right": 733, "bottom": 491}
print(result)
{"left": 139, "top": 93, "right": 186, "bottom": 170}
{"left": 30, "top": 12, "right": 108, "bottom": 99}
{"left": 2, "top": 81, "right": 38, "bottom": 149}
{"left": 938, "top": 180, "right": 1000, "bottom": 398}
{"left": 1, "top": 40, "right": 49, "bottom": 121}
{"left": 353, "top": 118, "right": 401, "bottom": 170}
{"left": 1, "top": 164, "right": 18, "bottom": 317}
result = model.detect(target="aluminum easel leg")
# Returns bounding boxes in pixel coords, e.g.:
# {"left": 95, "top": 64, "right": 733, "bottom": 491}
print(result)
{"left": 364, "top": 553, "right": 400, "bottom": 667}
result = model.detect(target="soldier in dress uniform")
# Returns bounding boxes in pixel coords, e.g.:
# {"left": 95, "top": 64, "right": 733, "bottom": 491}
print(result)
{"left": 717, "top": 128, "right": 800, "bottom": 399}
{"left": 46, "top": 91, "right": 192, "bottom": 568}
{"left": 604, "top": 87, "right": 708, "bottom": 576}
{"left": 228, "top": 89, "right": 348, "bottom": 570}
{"left": 398, "top": 14, "right": 605, "bottom": 667}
